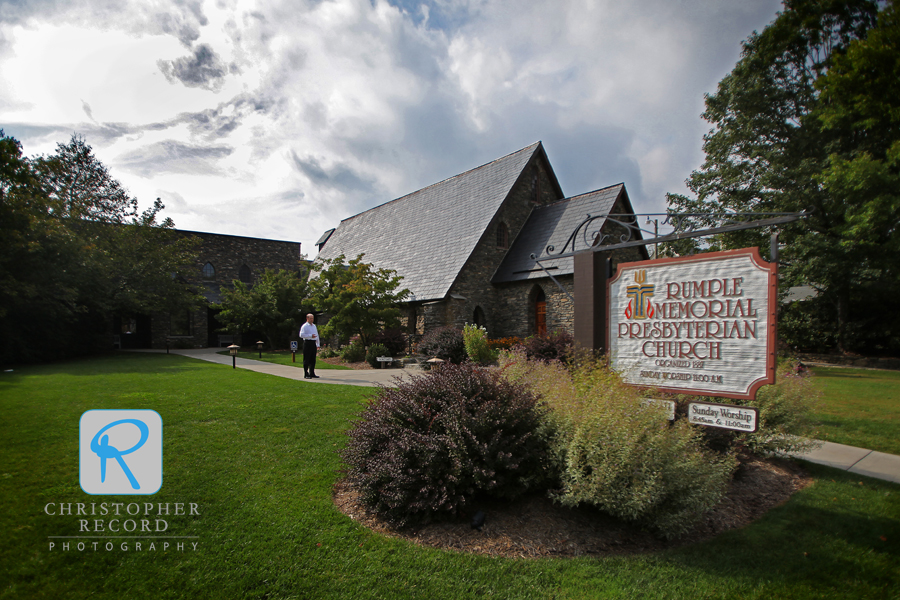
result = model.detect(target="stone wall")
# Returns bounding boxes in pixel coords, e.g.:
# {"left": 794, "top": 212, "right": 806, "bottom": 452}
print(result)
{"left": 148, "top": 230, "right": 303, "bottom": 349}
{"left": 462, "top": 192, "right": 646, "bottom": 340}
{"left": 492, "top": 277, "right": 575, "bottom": 339}
{"left": 419, "top": 168, "right": 649, "bottom": 342}
{"left": 444, "top": 153, "right": 564, "bottom": 338}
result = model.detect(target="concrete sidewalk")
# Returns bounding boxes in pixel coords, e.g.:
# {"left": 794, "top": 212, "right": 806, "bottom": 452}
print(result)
{"left": 160, "top": 346, "right": 422, "bottom": 387}
{"left": 140, "top": 347, "right": 900, "bottom": 485}
{"left": 787, "top": 441, "right": 900, "bottom": 484}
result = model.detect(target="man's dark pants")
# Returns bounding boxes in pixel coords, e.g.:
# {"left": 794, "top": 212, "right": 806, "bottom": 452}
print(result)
{"left": 303, "top": 340, "right": 317, "bottom": 377}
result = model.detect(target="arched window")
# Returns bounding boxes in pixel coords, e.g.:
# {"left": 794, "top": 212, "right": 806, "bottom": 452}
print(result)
{"left": 496, "top": 222, "right": 509, "bottom": 249}
{"left": 239, "top": 264, "right": 252, "bottom": 284}
{"left": 473, "top": 306, "right": 486, "bottom": 329}
{"left": 534, "top": 288, "right": 547, "bottom": 336}
{"left": 201, "top": 262, "right": 216, "bottom": 280}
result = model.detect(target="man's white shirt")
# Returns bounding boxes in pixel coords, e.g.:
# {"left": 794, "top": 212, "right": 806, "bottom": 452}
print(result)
{"left": 299, "top": 322, "right": 320, "bottom": 347}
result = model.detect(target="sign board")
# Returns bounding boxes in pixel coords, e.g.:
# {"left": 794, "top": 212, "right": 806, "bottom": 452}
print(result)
{"left": 376, "top": 356, "right": 393, "bottom": 362}
{"left": 290, "top": 341, "right": 298, "bottom": 352}
{"left": 640, "top": 398, "right": 676, "bottom": 420}
{"left": 687, "top": 402, "right": 759, "bottom": 433}
{"left": 607, "top": 247, "right": 777, "bottom": 400}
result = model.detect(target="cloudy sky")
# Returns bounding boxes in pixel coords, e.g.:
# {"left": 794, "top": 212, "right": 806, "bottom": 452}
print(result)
{"left": 0, "top": 0, "right": 783, "bottom": 255}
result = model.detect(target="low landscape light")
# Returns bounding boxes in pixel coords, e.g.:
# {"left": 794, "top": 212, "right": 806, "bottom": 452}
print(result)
{"left": 257, "top": 340, "right": 265, "bottom": 359}
{"left": 228, "top": 344, "right": 240, "bottom": 369}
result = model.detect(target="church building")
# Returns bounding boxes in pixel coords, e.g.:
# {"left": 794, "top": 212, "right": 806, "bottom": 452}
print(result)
{"left": 314, "top": 142, "right": 647, "bottom": 340}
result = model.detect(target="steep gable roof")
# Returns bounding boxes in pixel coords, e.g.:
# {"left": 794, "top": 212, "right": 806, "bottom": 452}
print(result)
{"left": 493, "top": 184, "right": 636, "bottom": 283}
{"left": 315, "top": 142, "right": 549, "bottom": 301}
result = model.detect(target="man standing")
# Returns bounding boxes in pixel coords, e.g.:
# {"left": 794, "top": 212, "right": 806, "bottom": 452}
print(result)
{"left": 299, "top": 313, "right": 320, "bottom": 379}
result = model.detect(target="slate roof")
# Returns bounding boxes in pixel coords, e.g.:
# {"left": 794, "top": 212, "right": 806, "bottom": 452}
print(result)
{"left": 492, "top": 184, "right": 627, "bottom": 283}
{"left": 315, "top": 228, "right": 335, "bottom": 249}
{"left": 315, "top": 142, "right": 545, "bottom": 301}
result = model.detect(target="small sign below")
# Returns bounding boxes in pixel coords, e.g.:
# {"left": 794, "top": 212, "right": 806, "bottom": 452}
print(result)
{"left": 687, "top": 402, "right": 758, "bottom": 433}
{"left": 641, "top": 398, "right": 676, "bottom": 420}
{"left": 376, "top": 356, "right": 393, "bottom": 362}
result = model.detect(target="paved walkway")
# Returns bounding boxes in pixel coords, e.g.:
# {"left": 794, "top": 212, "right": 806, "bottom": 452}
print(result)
{"left": 142, "top": 347, "right": 900, "bottom": 485}
{"left": 158, "top": 347, "right": 423, "bottom": 387}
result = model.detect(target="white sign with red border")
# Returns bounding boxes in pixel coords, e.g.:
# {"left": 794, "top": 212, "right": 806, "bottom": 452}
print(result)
{"left": 607, "top": 247, "right": 777, "bottom": 400}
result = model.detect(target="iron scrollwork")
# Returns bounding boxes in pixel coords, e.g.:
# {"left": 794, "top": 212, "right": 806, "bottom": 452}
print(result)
{"left": 534, "top": 211, "right": 807, "bottom": 261}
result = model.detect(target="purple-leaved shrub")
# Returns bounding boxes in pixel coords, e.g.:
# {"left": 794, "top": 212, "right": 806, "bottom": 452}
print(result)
{"left": 417, "top": 326, "right": 466, "bottom": 364}
{"left": 513, "top": 330, "right": 575, "bottom": 364}
{"left": 341, "top": 362, "right": 548, "bottom": 527}
{"left": 371, "top": 328, "right": 407, "bottom": 356}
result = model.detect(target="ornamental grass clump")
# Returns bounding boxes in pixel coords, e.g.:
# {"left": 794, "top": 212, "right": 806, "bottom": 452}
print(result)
{"left": 499, "top": 350, "right": 737, "bottom": 540}
{"left": 341, "top": 362, "right": 548, "bottom": 527}
{"left": 685, "top": 358, "right": 822, "bottom": 456}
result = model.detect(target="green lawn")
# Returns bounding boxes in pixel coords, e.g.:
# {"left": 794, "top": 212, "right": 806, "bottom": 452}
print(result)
{"left": 1, "top": 353, "right": 898, "bottom": 599}
{"left": 216, "top": 349, "right": 352, "bottom": 369}
{"left": 811, "top": 366, "right": 900, "bottom": 455}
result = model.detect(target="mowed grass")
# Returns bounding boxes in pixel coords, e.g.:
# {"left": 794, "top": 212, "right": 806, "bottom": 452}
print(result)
{"left": 0, "top": 353, "right": 897, "bottom": 600}
{"left": 811, "top": 366, "right": 900, "bottom": 455}
{"left": 216, "top": 349, "right": 352, "bottom": 369}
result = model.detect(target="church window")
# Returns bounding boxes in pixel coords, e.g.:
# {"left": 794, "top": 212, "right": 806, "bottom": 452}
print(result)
{"left": 170, "top": 310, "right": 192, "bottom": 336}
{"left": 473, "top": 306, "right": 486, "bottom": 328}
{"left": 497, "top": 222, "right": 509, "bottom": 249}
{"left": 202, "top": 262, "right": 216, "bottom": 280}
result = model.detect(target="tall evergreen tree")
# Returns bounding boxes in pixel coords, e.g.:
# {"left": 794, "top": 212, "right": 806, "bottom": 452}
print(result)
{"left": 0, "top": 133, "right": 201, "bottom": 363}
{"left": 667, "top": 0, "right": 899, "bottom": 353}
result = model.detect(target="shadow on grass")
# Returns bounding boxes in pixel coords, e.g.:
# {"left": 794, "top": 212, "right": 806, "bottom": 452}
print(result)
{"left": 0, "top": 352, "right": 216, "bottom": 383}
{"left": 664, "top": 462, "right": 900, "bottom": 593}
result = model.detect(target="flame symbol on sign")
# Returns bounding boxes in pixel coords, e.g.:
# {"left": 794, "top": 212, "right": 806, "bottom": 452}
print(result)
{"left": 647, "top": 299, "right": 655, "bottom": 319}
{"left": 624, "top": 300, "right": 633, "bottom": 319}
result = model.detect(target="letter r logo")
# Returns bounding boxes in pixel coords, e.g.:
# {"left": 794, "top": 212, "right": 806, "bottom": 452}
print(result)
{"left": 80, "top": 410, "right": 163, "bottom": 495}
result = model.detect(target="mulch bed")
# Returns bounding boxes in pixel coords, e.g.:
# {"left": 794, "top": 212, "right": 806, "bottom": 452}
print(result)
{"left": 333, "top": 456, "right": 812, "bottom": 558}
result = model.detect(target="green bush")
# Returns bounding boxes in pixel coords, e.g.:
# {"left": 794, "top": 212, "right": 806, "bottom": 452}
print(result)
{"left": 499, "top": 350, "right": 736, "bottom": 539}
{"left": 463, "top": 323, "right": 494, "bottom": 365}
{"left": 682, "top": 358, "right": 822, "bottom": 456}
{"left": 341, "top": 339, "right": 366, "bottom": 363}
{"left": 341, "top": 362, "right": 548, "bottom": 527}
{"left": 365, "top": 343, "right": 391, "bottom": 368}
{"left": 318, "top": 346, "right": 340, "bottom": 359}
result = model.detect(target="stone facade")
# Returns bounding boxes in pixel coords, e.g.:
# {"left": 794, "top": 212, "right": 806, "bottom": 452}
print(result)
{"left": 314, "top": 142, "right": 649, "bottom": 351}
{"left": 446, "top": 158, "right": 562, "bottom": 331}
{"left": 409, "top": 174, "right": 646, "bottom": 341}
{"left": 143, "top": 230, "right": 303, "bottom": 349}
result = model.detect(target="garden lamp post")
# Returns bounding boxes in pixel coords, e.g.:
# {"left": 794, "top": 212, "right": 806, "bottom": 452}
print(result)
{"left": 228, "top": 344, "right": 240, "bottom": 369}
{"left": 257, "top": 340, "right": 265, "bottom": 359}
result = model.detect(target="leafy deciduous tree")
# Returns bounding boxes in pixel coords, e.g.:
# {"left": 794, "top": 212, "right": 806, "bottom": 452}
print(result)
{"left": 215, "top": 268, "right": 310, "bottom": 349}
{"left": 667, "top": 0, "right": 899, "bottom": 353}
{"left": 309, "top": 253, "right": 409, "bottom": 347}
{"left": 0, "top": 132, "right": 201, "bottom": 363}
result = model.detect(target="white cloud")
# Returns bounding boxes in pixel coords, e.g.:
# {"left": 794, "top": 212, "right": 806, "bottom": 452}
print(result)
{"left": 0, "top": 0, "right": 784, "bottom": 253}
